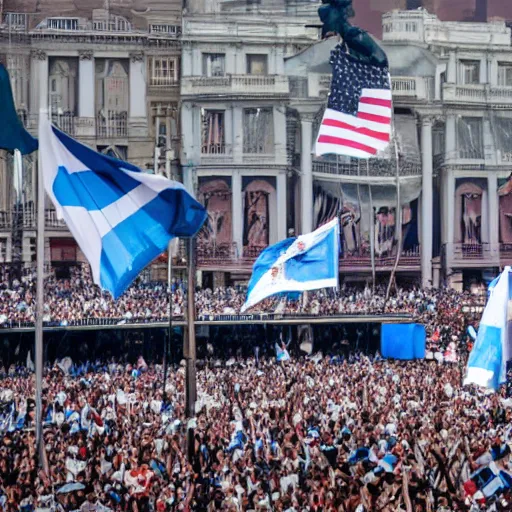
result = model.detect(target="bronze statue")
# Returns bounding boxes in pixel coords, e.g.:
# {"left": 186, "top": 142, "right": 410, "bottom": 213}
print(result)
{"left": 318, "top": 0, "right": 388, "bottom": 68}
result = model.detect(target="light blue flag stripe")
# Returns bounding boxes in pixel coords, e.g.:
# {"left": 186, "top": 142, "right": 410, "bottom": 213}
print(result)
{"left": 40, "top": 116, "right": 207, "bottom": 299}
{"left": 241, "top": 219, "right": 339, "bottom": 312}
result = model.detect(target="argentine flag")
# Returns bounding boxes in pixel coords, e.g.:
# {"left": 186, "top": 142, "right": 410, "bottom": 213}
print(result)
{"left": 39, "top": 116, "right": 206, "bottom": 298}
{"left": 241, "top": 219, "right": 339, "bottom": 312}
{"left": 464, "top": 266, "right": 511, "bottom": 390}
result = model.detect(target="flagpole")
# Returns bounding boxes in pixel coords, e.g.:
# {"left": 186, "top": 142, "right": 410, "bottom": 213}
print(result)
{"left": 367, "top": 160, "right": 376, "bottom": 293}
{"left": 185, "top": 236, "right": 197, "bottom": 462}
{"left": 163, "top": 239, "right": 173, "bottom": 403}
{"left": 35, "top": 111, "right": 45, "bottom": 459}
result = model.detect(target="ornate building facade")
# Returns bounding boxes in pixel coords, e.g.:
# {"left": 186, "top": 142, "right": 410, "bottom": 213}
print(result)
{"left": 0, "top": 0, "right": 182, "bottom": 267}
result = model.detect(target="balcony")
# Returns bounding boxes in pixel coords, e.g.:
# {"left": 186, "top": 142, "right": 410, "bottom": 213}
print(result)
{"left": 340, "top": 247, "right": 420, "bottom": 272}
{"left": 443, "top": 84, "right": 512, "bottom": 105}
{"left": 22, "top": 206, "right": 68, "bottom": 231}
{"left": 445, "top": 243, "right": 500, "bottom": 268}
{"left": 200, "top": 144, "right": 233, "bottom": 165}
{"left": 0, "top": 211, "right": 12, "bottom": 230}
{"left": 312, "top": 159, "right": 422, "bottom": 178}
{"left": 96, "top": 112, "right": 128, "bottom": 139}
{"left": 181, "top": 75, "right": 289, "bottom": 98}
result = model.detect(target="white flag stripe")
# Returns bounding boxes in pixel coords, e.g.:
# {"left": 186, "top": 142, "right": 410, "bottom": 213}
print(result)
{"left": 317, "top": 125, "right": 389, "bottom": 151}
{"left": 358, "top": 103, "right": 392, "bottom": 118}
{"left": 315, "top": 142, "right": 373, "bottom": 159}
{"left": 322, "top": 109, "right": 391, "bottom": 134}
{"left": 361, "top": 88, "right": 392, "bottom": 100}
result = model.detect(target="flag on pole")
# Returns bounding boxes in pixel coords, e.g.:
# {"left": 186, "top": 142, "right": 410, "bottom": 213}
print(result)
{"left": 39, "top": 115, "right": 206, "bottom": 298}
{"left": 464, "top": 266, "right": 511, "bottom": 390}
{"left": 241, "top": 219, "right": 339, "bottom": 313}
{"left": 0, "top": 63, "right": 38, "bottom": 154}
{"left": 315, "top": 47, "right": 392, "bottom": 159}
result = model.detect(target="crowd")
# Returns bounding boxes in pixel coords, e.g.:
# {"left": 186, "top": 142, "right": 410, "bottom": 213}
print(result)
{"left": 0, "top": 266, "right": 485, "bottom": 334}
{"left": 0, "top": 352, "right": 510, "bottom": 512}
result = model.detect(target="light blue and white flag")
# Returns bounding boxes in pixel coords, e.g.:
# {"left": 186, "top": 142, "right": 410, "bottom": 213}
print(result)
{"left": 39, "top": 116, "right": 206, "bottom": 298}
{"left": 241, "top": 218, "right": 339, "bottom": 312}
{"left": 464, "top": 266, "right": 511, "bottom": 390}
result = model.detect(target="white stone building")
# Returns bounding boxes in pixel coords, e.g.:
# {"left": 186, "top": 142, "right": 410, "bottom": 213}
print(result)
{"left": 180, "top": 0, "right": 319, "bottom": 286}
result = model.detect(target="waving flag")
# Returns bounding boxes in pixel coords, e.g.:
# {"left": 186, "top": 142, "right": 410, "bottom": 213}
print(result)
{"left": 39, "top": 115, "right": 206, "bottom": 298}
{"left": 464, "top": 267, "right": 511, "bottom": 390}
{"left": 0, "top": 63, "right": 38, "bottom": 154}
{"left": 241, "top": 219, "right": 339, "bottom": 313}
{"left": 315, "top": 46, "right": 391, "bottom": 159}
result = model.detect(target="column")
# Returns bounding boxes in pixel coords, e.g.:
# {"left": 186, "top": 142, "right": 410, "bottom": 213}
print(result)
{"left": 232, "top": 106, "right": 243, "bottom": 163}
{"left": 182, "top": 41, "right": 193, "bottom": 76}
{"left": 29, "top": 51, "right": 40, "bottom": 116}
{"left": 445, "top": 113, "right": 457, "bottom": 162}
{"left": 277, "top": 171, "right": 287, "bottom": 241}
{"left": 39, "top": 55, "right": 49, "bottom": 113}
{"left": 488, "top": 173, "right": 499, "bottom": 251}
{"left": 446, "top": 173, "right": 455, "bottom": 269}
{"left": 78, "top": 51, "right": 95, "bottom": 118}
{"left": 447, "top": 51, "right": 457, "bottom": 83}
{"left": 232, "top": 170, "right": 243, "bottom": 257}
{"left": 300, "top": 117, "right": 313, "bottom": 234}
{"left": 421, "top": 117, "right": 433, "bottom": 288}
{"left": 129, "top": 52, "right": 147, "bottom": 135}
{"left": 479, "top": 57, "right": 487, "bottom": 84}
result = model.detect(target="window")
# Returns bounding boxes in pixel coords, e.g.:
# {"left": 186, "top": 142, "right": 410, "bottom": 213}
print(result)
{"left": 498, "top": 63, "right": 512, "bottom": 86}
{"left": 93, "top": 16, "right": 131, "bottom": 32}
{"left": 150, "top": 58, "right": 178, "bottom": 86}
{"left": 243, "top": 108, "right": 274, "bottom": 154}
{"left": 458, "top": 117, "right": 484, "bottom": 159}
{"left": 152, "top": 103, "right": 179, "bottom": 148}
{"left": 246, "top": 54, "right": 268, "bottom": 75}
{"left": 149, "top": 24, "right": 180, "bottom": 36}
{"left": 459, "top": 60, "right": 480, "bottom": 85}
{"left": 3, "top": 13, "right": 27, "bottom": 29}
{"left": 202, "top": 53, "right": 226, "bottom": 77}
{"left": 0, "top": 238, "right": 7, "bottom": 263}
{"left": 495, "top": 117, "right": 512, "bottom": 161}
{"left": 47, "top": 18, "right": 79, "bottom": 31}
{"left": 201, "top": 110, "right": 225, "bottom": 155}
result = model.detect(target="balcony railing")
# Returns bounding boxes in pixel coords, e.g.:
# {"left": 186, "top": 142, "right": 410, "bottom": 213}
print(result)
{"left": 51, "top": 113, "right": 76, "bottom": 136}
{"left": 45, "top": 210, "right": 68, "bottom": 230}
{"left": 96, "top": 112, "right": 128, "bottom": 139}
{"left": 459, "top": 149, "right": 484, "bottom": 160}
{"left": 340, "top": 247, "right": 420, "bottom": 269}
{"left": 443, "top": 83, "right": 512, "bottom": 105}
{"left": 445, "top": 243, "right": 500, "bottom": 266}
{"left": 0, "top": 211, "right": 12, "bottom": 230}
{"left": 312, "top": 159, "right": 422, "bottom": 177}
{"left": 182, "top": 75, "right": 289, "bottom": 96}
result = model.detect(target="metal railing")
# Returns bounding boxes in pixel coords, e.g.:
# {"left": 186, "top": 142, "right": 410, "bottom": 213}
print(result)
{"left": 312, "top": 159, "right": 422, "bottom": 177}
{"left": 182, "top": 75, "right": 289, "bottom": 95}
{"left": 51, "top": 113, "right": 76, "bottom": 135}
{"left": 96, "top": 112, "right": 128, "bottom": 139}
{"left": 0, "top": 211, "right": 12, "bottom": 230}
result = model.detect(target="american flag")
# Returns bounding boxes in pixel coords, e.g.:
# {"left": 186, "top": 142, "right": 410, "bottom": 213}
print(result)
{"left": 315, "top": 46, "right": 392, "bottom": 159}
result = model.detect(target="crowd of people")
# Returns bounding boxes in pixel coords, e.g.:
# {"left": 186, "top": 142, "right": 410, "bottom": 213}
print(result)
{"left": 0, "top": 265, "right": 485, "bottom": 333}
{"left": 0, "top": 353, "right": 510, "bottom": 512}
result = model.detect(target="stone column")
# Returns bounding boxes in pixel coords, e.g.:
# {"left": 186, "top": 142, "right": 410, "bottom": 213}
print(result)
{"left": 232, "top": 170, "right": 243, "bottom": 257}
{"left": 421, "top": 117, "right": 433, "bottom": 288}
{"left": 129, "top": 52, "right": 147, "bottom": 135}
{"left": 488, "top": 173, "right": 499, "bottom": 250}
{"left": 445, "top": 113, "right": 457, "bottom": 162}
{"left": 277, "top": 171, "right": 287, "bottom": 241}
{"left": 300, "top": 116, "right": 314, "bottom": 234}
{"left": 29, "top": 50, "right": 48, "bottom": 116}
{"left": 447, "top": 51, "right": 457, "bottom": 83}
{"left": 78, "top": 51, "right": 95, "bottom": 118}
{"left": 446, "top": 173, "right": 456, "bottom": 270}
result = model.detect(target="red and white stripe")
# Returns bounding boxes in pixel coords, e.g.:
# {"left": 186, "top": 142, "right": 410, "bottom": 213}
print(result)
{"left": 315, "top": 88, "right": 392, "bottom": 159}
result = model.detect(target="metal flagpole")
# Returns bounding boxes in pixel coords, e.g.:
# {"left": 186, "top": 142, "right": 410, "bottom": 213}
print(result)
{"left": 163, "top": 239, "right": 173, "bottom": 403}
{"left": 367, "top": 160, "right": 376, "bottom": 293}
{"left": 35, "top": 111, "right": 45, "bottom": 459}
{"left": 185, "top": 236, "right": 197, "bottom": 462}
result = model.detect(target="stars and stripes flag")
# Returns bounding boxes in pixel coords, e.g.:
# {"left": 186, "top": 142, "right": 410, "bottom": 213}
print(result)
{"left": 315, "top": 46, "right": 392, "bottom": 159}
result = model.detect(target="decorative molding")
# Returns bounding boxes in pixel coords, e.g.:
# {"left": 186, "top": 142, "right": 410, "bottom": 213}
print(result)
{"left": 30, "top": 49, "right": 47, "bottom": 61}
{"left": 78, "top": 50, "right": 94, "bottom": 61}
{"left": 129, "top": 52, "right": 144, "bottom": 63}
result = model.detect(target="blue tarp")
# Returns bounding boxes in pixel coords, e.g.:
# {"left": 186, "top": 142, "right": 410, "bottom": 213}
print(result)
{"left": 381, "top": 323, "right": 426, "bottom": 360}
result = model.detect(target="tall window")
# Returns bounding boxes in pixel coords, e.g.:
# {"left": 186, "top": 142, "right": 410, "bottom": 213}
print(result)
{"left": 495, "top": 117, "right": 512, "bottom": 160}
{"left": 202, "top": 54, "right": 225, "bottom": 77}
{"left": 458, "top": 117, "right": 484, "bottom": 159}
{"left": 150, "top": 58, "right": 178, "bottom": 86}
{"left": 0, "top": 238, "right": 7, "bottom": 263}
{"left": 243, "top": 108, "right": 274, "bottom": 154}
{"left": 47, "top": 18, "right": 79, "bottom": 30}
{"left": 246, "top": 54, "right": 268, "bottom": 75}
{"left": 149, "top": 24, "right": 180, "bottom": 36}
{"left": 498, "top": 63, "right": 512, "bottom": 87}
{"left": 201, "top": 110, "right": 225, "bottom": 155}
{"left": 152, "top": 103, "right": 179, "bottom": 148}
{"left": 459, "top": 60, "right": 480, "bottom": 85}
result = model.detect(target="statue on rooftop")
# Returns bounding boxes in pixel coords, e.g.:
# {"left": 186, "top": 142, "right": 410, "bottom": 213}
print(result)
{"left": 318, "top": 0, "right": 388, "bottom": 68}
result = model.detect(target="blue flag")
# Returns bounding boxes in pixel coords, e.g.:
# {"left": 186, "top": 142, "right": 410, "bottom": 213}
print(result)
{"left": 241, "top": 219, "right": 339, "bottom": 312}
{"left": 464, "top": 266, "right": 511, "bottom": 390}
{"left": 39, "top": 115, "right": 206, "bottom": 298}
{"left": 0, "top": 64, "right": 38, "bottom": 154}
